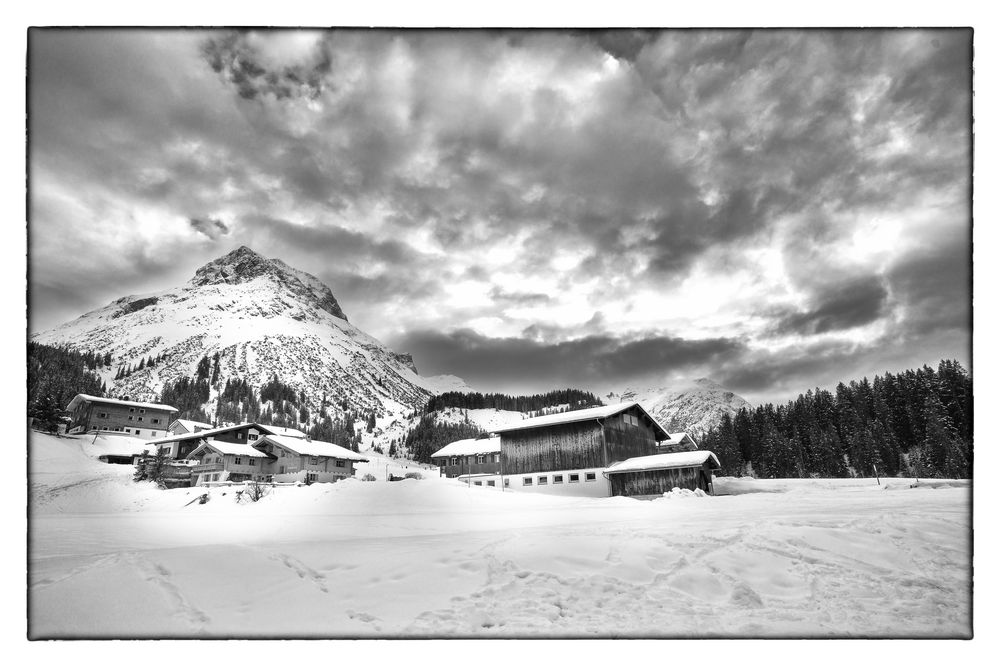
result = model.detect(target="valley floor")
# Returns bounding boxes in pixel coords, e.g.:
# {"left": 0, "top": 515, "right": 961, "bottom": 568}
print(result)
{"left": 28, "top": 432, "right": 971, "bottom": 638}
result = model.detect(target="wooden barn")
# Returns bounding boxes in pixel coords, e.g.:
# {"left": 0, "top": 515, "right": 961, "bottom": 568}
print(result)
{"left": 492, "top": 402, "right": 720, "bottom": 498}
{"left": 604, "top": 451, "right": 721, "bottom": 497}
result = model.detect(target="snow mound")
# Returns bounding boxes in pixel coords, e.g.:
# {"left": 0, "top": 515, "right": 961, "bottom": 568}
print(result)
{"left": 658, "top": 487, "right": 710, "bottom": 499}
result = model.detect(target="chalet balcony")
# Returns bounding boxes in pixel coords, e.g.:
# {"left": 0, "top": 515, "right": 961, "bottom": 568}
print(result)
{"left": 191, "top": 462, "right": 224, "bottom": 474}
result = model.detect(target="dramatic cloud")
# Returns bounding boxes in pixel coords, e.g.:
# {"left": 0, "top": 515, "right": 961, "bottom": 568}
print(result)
{"left": 28, "top": 29, "right": 972, "bottom": 403}
{"left": 189, "top": 217, "right": 230, "bottom": 240}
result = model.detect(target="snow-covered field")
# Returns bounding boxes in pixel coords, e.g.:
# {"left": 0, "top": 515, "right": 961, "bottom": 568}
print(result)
{"left": 28, "top": 431, "right": 971, "bottom": 639}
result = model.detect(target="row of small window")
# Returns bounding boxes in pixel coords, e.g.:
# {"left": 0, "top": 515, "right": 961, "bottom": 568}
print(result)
{"left": 449, "top": 454, "right": 500, "bottom": 466}
{"left": 99, "top": 426, "right": 156, "bottom": 436}
{"left": 97, "top": 412, "right": 160, "bottom": 425}
{"left": 523, "top": 472, "right": 597, "bottom": 486}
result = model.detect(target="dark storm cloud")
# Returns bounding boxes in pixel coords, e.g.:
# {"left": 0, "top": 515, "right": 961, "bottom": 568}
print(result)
{"left": 769, "top": 277, "right": 889, "bottom": 336}
{"left": 885, "top": 232, "right": 971, "bottom": 339}
{"left": 189, "top": 217, "right": 230, "bottom": 240}
{"left": 393, "top": 328, "right": 746, "bottom": 392}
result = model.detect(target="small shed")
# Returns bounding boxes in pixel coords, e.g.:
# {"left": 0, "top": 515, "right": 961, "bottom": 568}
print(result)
{"left": 604, "top": 450, "right": 721, "bottom": 497}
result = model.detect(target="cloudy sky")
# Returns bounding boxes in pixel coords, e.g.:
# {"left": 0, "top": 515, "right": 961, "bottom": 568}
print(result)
{"left": 28, "top": 29, "right": 971, "bottom": 404}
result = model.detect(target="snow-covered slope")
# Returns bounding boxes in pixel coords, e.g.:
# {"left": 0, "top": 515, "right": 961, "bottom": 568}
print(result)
{"left": 31, "top": 246, "right": 469, "bottom": 418}
{"left": 28, "top": 431, "right": 971, "bottom": 638}
{"left": 608, "top": 378, "right": 751, "bottom": 436}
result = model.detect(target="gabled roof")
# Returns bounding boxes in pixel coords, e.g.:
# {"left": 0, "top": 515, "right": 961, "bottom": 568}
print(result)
{"left": 67, "top": 393, "right": 178, "bottom": 413}
{"left": 169, "top": 418, "right": 213, "bottom": 432}
{"left": 189, "top": 440, "right": 272, "bottom": 459}
{"left": 492, "top": 402, "right": 671, "bottom": 440}
{"left": 658, "top": 432, "right": 699, "bottom": 447}
{"left": 604, "top": 450, "right": 721, "bottom": 475}
{"left": 431, "top": 436, "right": 501, "bottom": 458}
{"left": 149, "top": 422, "right": 306, "bottom": 446}
{"left": 254, "top": 434, "right": 368, "bottom": 461}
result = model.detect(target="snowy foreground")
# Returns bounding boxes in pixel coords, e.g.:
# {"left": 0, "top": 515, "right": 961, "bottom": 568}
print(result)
{"left": 29, "top": 432, "right": 970, "bottom": 638}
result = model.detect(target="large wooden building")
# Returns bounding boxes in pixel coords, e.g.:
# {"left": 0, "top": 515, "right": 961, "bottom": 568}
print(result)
{"left": 65, "top": 394, "right": 178, "bottom": 440}
{"left": 490, "top": 402, "right": 720, "bottom": 498}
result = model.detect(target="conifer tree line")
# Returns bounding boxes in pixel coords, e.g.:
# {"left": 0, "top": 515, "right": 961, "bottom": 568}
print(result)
{"left": 28, "top": 342, "right": 110, "bottom": 430}
{"left": 425, "top": 388, "right": 602, "bottom": 414}
{"left": 699, "top": 360, "right": 972, "bottom": 479}
{"left": 114, "top": 352, "right": 167, "bottom": 380}
{"left": 404, "top": 415, "right": 486, "bottom": 464}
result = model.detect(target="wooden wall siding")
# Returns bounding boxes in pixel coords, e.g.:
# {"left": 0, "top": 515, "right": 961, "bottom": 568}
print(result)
{"left": 501, "top": 421, "right": 605, "bottom": 475}
{"left": 608, "top": 465, "right": 712, "bottom": 497}
{"left": 603, "top": 423, "right": 658, "bottom": 464}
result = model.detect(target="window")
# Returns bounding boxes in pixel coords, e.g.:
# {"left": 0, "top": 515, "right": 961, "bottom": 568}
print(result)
{"left": 336, "top": 459, "right": 345, "bottom": 468}
{"left": 450, "top": 457, "right": 458, "bottom": 466}
{"left": 129, "top": 408, "right": 135, "bottom": 413}
{"left": 585, "top": 472, "right": 596, "bottom": 482}
{"left": 279, "top": 466, "right": 285, "bottom": 474}
{"left": 234, "top": 457, "right": 242, "bottom": 465}
{"left": 493, "top": 453, "right": 500, "bottom": 463}
{"left": 139, "top": 409, "right": 145, "bottom": 414}
{"left": 310, "top": 457, "right": 319, "bottom": 465}
{"left": 102, "top": 426, "right": 109, "bottom": 430}
{"left": 487, "top": 480, "right": 495, "bottom": 487}
{"left": 98, "top": 412, "right": 108, "bottom": 418}
{"left": 476, "top": 454, "right": 485, "bottom": 465}
{"left": 249, "top": 458, "right": 256, "bottom": 466}
{"left": 523, "top": 477, "right": 533, "bottom": 486}
{"left": 474, "top": 481, "right": 482, "bottom": 486}
{"left": 553, "top": 475, "right": 564, "bottom": 484}
{"left": 151, "top": 431, "right": 157, "bottom": 437}
{"left": 151, "top": 418, "right": 160, "bottom": 425}
{"left": 137, "top": 417, "right": 143, "bottom": 422}
{"left": 569, "top": 473, "right": 580, "bottom": 483}
{"left": 236, "top": 433, "right": 244, "bottom": 440}
{"left": 212, "top": 473, "right": 220, "bottom": 481}
{"left": 537, "top": 476, "right": 548, "bottom": 485}
{"left": 249, "top": 434, "right": 257, "bottom": 441}
{"left": 504, "top": 479, "right": 510, "bottom": 487}
{"left": 128, "top": 416, "right": 134, "bottom": 421}
{"left": 135, "top": 430, "right": 141, "bottom": 436}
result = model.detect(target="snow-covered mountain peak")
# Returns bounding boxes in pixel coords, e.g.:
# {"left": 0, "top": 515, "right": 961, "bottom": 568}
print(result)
{"left": 188, "top": 245, "right": 348, "bottom": 321}
{"left": 32, "top": 247, "right": 468, "bottom": 420}
{"left": 609, "top": 377, "right": 751, "bottom": 437}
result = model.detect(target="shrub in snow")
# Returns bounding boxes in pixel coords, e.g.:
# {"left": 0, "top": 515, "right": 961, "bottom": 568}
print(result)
{"left": 403, "top": 472, "right": 423, "bottom": 480}
{"left": 236, "top": 480, "right": 271, "bottom": 503}
{"left": 361, "top": 473, "right": 377, "bottom": 482}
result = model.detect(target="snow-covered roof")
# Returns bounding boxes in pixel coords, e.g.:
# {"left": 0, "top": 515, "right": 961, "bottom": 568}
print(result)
{"left": 430, "top": 436, "right": 501, "bottom": 458}
{"left": 148, "top": 422, "right": 306, "bottom": 446}
{"left": 254, "top": 434, "right": 368, "bottom": 461}
{"left": 189, "top": 441, "right": 271, "bottom": 459}
{"left": 604, "top": 450, "right": 722, "bottom": 475}
{"left": 67, "top": 393, "right": 178, "bottom": 413}
{"left": 170, "top": 418, "right": 213, "bottom": 432}
{"left": 659, "top": 432, "right": 698, "bottom": 447}
{"left": 492, "top": 402, "right": 671, "bottom": 440}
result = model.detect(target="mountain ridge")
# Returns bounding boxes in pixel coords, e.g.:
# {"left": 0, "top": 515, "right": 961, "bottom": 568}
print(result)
{"left": 31, "top": 246, "right": 468, "bottom": 423}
